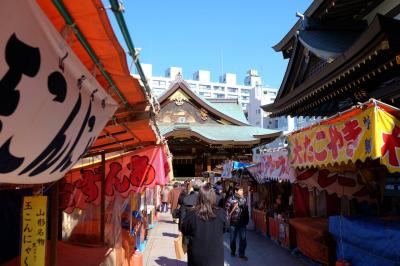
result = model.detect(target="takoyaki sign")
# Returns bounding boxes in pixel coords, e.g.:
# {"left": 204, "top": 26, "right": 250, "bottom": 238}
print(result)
{"left": 0, "top": 0, "right": 117, "bottom": 184}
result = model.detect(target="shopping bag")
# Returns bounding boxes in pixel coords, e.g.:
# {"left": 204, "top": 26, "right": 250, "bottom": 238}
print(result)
{"left": 174, "top": 233, "right": 187, "bottom": 259}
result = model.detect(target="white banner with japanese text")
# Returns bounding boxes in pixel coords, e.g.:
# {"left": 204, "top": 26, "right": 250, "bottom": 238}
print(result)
{"left": 247, "top": 149, "right": 296, "bottom": 183}
{"left": 0, "top": 0, "right": 118, "bottom": 183}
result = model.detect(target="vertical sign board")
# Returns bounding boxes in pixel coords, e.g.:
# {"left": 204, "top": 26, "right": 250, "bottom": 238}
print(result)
{"left": 21, "top": 196, "right": 47, "bottom": 266}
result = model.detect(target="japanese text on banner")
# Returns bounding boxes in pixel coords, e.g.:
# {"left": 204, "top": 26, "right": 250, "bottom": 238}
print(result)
{"left": 288, "top": 107, "right": 375, "bottom": 168}
{"left": 21, "top": 196, "right": 47, "bottom": 266}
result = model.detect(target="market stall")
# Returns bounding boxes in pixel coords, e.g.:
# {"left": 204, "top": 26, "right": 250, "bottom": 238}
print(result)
{"left": 287, "top": 99, "right": 400, "bottom": 265}
{"left": 246, "top": 149, "right": 296, "bottom": 248}
{"left": 61, "top": 145, "right": 170, "bottom": 259}
{"left": 0, "top": 0, "right": 170, "bottom": 265}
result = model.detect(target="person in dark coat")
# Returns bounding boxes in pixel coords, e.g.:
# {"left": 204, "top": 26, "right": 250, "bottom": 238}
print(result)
{"left": 181, "top": 183, "right": 227, "bottom": 266}
{"left": 213, "top": 184, "right": 224, "bottom": 208}
{"left": 179, "top": 179, "right": 202, "bottom": 231}
{"left": 225, "top": 184, "right": 249, "bottom": 260}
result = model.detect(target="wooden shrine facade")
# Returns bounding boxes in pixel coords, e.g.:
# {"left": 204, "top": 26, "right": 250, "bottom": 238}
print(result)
{"left": 158, "top": 78, "right": 280, "bottom": 178}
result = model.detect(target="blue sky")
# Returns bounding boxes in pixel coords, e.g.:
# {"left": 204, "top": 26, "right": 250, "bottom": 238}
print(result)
{"left": 106, "top": 0, "right": 312, "bottom": 88}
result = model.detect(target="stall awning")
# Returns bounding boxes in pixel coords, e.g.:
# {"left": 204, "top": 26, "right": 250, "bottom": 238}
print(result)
{"left": 246, "top": 149, "right": 296, "bottom": 183}
{"left": 61, "top": 145, "right": 170, "bottom": 213}
{"left": 37, "top": 0, "right": 161, "bottom": 154}
{"left": 288, "top": 99, "right": 400, "bottom": 173}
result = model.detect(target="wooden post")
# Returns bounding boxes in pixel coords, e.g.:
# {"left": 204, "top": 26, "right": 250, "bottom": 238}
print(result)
{"left": 100, "top": 151, "right": 106, "bottom": 244}
{"left": 50, "top": 181, "right": 59, "bottom": 266}
{"left": 206, "top": 158, "right": 211, "bottom": 172}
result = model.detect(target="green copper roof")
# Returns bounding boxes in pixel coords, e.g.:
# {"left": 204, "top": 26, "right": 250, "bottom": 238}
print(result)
{"left": 159, "top": 124, "right": 279, "bottom": 144}
{"left": 192, "top": 93, "right": 249, "bottom": 124}
{"left": 207, "top": 102, "right": 248, "bottom": 124}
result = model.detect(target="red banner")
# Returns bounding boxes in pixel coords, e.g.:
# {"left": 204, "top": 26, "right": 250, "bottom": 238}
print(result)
{"left": 60, "top": 145, "right": 170, "bottom": 213}
{"left": 296, "top": 168, "right": 378, "bottom": 200}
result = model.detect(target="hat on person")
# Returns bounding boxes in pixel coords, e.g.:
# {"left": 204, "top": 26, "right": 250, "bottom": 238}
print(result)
{"left": 191, "top": 179, "right": 204, "bottom": 191}
{"left": 213, "top": 184, "right": 223, "bottom": 192}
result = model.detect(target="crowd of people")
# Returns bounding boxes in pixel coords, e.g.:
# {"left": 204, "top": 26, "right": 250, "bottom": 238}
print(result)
{"left": 158, "top": 180, "right": 249, "bottom": 266}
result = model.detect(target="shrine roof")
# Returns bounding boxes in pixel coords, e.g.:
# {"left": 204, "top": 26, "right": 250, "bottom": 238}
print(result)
{"left": 160, "top": 124, "right": 281, "bottom": 145}
{"left": 159, "top": 79, "right": 249, "bottom": 126}
{"left": 206, "top": 101, "right": 248, "bottom": 125}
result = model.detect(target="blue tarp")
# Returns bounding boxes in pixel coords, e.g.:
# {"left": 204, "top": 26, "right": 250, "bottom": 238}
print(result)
{"left": 329, "top": 216, "right": 400, "bottom": 266}
{"left": 232, "top": 161, "right": 252, "bottom": 170}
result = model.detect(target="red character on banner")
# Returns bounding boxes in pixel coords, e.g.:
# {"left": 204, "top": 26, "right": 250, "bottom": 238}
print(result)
{"left": 291, "top": 138, "right": 303, "bottom": 164}
{"left": 327, "top": 126, "right": 344, "bottom": 160}
{"left": 381, "top": 125, "right": 400, "bottom": 166}
{"left": 127, "top": 155, "right": 156, "bottom": 188}
{"left": 314, "top": 130, "right": 328, "bottom": 161}
{"left": 74, "top": 168, "right": 101, "bottom": 203}
{"left": 317, "top": 170, "right": 337, "bottom": 188}
{"left": 105, "top": 162, "right": 130, "bottom": 196}
{"left": 303, "top": 134, "right": 314, "bottom": 163}
{"left": 342, "top": 120, "right": 362, "bottom": 157}
{"left": 59, "top": 180, "right": 75, "bottom": 211}
{"left": 296, "top": 168, "right": 318, "bottom": 181}
{"left": 276, "top": 156, "right": 287, "bottom": 175}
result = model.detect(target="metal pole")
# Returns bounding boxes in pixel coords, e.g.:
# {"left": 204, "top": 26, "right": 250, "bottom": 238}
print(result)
{"left": 100, "top": 151, "right": 106, "bottom": 244}
{"left": 52, "top": 0, "right": 129, "bottom": 108}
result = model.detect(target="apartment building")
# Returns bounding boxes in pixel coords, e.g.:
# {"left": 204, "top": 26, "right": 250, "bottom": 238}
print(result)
{"left": 138, "top": 64, "right": 267, "bottom": 110}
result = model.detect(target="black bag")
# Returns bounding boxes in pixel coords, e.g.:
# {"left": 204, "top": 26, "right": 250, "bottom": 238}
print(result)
{"left": 172, "top": 208, "right": 181, "bottom": 219}
{"left": 240, "top": 206, "right": 249, "bottom": 226}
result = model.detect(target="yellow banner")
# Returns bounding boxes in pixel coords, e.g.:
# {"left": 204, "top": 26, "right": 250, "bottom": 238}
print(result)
{"left": 21, "top": 196, "right": 47, "bottom": 266}
{"left": 376, "top": 108, "right": 400, "bottom": 173}
{"left": 288, "top": 106, "right": 400, "bottom": 173}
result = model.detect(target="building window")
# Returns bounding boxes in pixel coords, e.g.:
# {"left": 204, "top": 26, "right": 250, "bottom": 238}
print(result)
{"left": 215, "top": 93, "right": 225, "bottom": 99}
{"left": 189, "top": 83, "right": 197, "bottom": 89}
{"left": 241, "top": 89, "right": 250, "bottom": 94}
{"left": 199, "top": 92, "right": 205, "bottom": 96}
{"left": 242, "top": 96, "right": 249, "bottom": 101}
{"left": 213, "top": 86, "right": 225, "bottom": 92}
{"left": 227, "top": 87, "right": 238, "bottom": 93}
{"left": 199, "top": 84, "right": 211, "bottom": 90}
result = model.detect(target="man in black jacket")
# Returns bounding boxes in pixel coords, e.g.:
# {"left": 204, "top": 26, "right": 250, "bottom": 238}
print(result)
{"left": 179, "top": 179, "right": 203, "bottom": 231}
{"left": 225, "top": 184, "right": 249, "bottom": 260}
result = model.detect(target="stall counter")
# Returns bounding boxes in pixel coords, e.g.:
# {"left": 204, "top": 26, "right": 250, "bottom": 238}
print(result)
{"left": 289, "top": 217, "right": 336, "bottom": 265}
{"left": 252, "top": 209, "right": 267, "bottom": 236}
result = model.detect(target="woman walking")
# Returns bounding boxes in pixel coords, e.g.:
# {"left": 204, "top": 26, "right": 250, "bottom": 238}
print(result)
{"left": 181, "top": 183, "right": 227, "bottom": 266}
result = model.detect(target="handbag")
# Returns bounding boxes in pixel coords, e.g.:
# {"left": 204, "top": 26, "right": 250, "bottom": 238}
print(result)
{"left": 172, "top": 208, "right": 181, "bottom": 219}
{"left": 174, "top": 233, "right": 187, "bottom": 259}
{"left": 227, "top": 202, "right": 238, "bottom": 226}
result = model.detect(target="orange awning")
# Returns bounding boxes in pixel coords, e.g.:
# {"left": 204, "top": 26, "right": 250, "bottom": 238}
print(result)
{"left": 37, "top": 0, "right": 160, "bottom": 153}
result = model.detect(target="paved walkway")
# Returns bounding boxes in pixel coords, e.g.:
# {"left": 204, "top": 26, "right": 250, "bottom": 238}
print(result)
{"left": 143, "top": 212, "right": 304, "bottom": 266}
